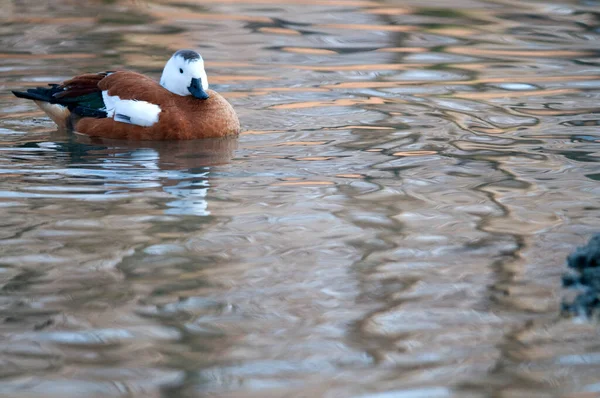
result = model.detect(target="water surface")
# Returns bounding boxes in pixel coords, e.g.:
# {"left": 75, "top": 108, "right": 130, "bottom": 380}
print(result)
{"left": 1, "top": 0, "right": 600, "bottom": 397}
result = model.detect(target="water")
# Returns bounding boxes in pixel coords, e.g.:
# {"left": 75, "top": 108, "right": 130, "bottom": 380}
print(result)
{"left": 1, "top": 0, "right": 600, "bottom": 396}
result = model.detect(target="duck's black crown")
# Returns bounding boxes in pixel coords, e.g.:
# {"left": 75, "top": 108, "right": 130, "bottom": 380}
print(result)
{"left": 175, "top": 50, "right": 201, "bottom": 61}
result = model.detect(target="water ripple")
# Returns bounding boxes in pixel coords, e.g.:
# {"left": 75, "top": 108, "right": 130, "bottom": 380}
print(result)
{"left": 1, "top": 0, "right": 600, "bottom": 396}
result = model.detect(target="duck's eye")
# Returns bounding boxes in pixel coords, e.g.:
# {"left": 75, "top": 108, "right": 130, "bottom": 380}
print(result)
{"left": 179, "top": 68, "right": 183, "bottom": 74}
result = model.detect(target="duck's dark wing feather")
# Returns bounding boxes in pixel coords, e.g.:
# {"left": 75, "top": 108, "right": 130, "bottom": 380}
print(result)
{"left": 12, "top": 71, "right": 114, "bottom": 118}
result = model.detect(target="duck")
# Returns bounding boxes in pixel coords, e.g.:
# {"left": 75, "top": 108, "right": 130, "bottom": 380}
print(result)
{"left": 12, "top": 50, "right": 241, "bottom": 140}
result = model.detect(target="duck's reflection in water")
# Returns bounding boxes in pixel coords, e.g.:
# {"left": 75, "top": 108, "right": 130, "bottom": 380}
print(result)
{"left": 60, "top": 134, "right": 239, "bottom": 216}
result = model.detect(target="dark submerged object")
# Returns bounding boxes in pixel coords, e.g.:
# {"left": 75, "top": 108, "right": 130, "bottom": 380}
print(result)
{"left": 562, "top": 234, "right": 600, "bottom": 318}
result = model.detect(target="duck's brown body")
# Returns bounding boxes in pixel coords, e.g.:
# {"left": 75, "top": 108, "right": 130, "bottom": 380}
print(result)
{"left": 14, "top": 70, "right": 240, "bottom": 141}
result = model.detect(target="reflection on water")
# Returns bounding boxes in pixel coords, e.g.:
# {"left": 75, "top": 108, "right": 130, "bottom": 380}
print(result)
{"left": 0, "top": 136, "right": 236, "bottom": 216}
{"left": 2, "top": 0, "right": 600, "bottom": 397}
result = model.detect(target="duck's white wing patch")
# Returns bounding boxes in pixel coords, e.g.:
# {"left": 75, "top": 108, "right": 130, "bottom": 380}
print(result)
{"left": 114, "top": 100, "right": 161, "bottom": 127}
{"left": 102, "top": 91, "right": 118, "bottom": 117}
{"left": 102, "top": 91, "right": 161, "bottom": 127}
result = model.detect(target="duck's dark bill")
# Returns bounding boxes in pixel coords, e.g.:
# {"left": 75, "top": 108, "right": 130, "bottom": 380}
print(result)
{"left": 188, "top": 78, "right": 209, "bottom": 100}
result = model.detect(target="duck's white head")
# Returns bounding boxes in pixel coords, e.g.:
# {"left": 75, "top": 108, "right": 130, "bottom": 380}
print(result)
{"left": 160, "top": 50, "right": 210, "bottom": 100}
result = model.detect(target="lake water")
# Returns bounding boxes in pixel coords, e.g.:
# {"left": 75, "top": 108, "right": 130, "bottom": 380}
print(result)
{"left": 1, "top": 0, "right": 600, "bottom": 397}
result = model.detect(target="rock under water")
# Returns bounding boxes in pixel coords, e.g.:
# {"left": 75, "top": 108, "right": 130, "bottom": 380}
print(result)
{"left": 563, "top": 234, "right": 600, "bottom": 318}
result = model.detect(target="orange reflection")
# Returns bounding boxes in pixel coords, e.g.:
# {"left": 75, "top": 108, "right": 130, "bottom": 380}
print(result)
{"left": 364, "top": 7, "right": 414, "bottom": 15}
{"left": 281, "top": 47, "right": 338, "bottom": 55}
{"left": 317, "top": 24, "right": 416, "bottom": 32}
{"left": 147, "top": 5, "right": 273, "bottom": 23}
{"left": 259, "top": 87, "right": 330, "bottom": 92}
{"left": 6, "top": 17, "right": 96, "bottom": 24}
{"left": 514, "top": 108, "right": 600, "bottom": 116}
{"left": 164, "top": 0, "right": 377, "bottom": 5}
{"left": 259, "top": 27, "right": 300, "bottom": 35}
{"left": 453, "top": 88, "right": 578, "bottom": 99}
{"left": 270, "top": 97, "right": 385, "bottom": 110}
{"left": 287, "top": 64, "right": 426, "bottom": 71}
{"left": 124, "top": 35, "right": 194, "bottom": 52}
{"left": 472, "top": 75, "right": 600, "bottom": 84}
{"left": 336, "top": 174, "right": 365, "bottom": 178}
{"left": 447, "top": 47, "right": 593, "bottom": 58}
{"left": 220, "top": 91, "right": 269, "bottom": 98}
{"left": 324, "top": 82, "right": 422, "bottom": 89}
{"left": 210, "top": 75, "right": 271, "bottom": 83}
{"left": 0, "top": 53, "right": 95, "bottom": 59}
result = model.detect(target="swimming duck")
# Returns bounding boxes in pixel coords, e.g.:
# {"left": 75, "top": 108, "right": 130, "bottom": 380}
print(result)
{"left": 12, "top": 50, "right": 240, "bottom": 140}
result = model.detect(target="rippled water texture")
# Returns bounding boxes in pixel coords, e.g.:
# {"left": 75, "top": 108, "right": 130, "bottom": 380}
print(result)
{"left": 2, "top": 0, "right": 600, "bottom": 396}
